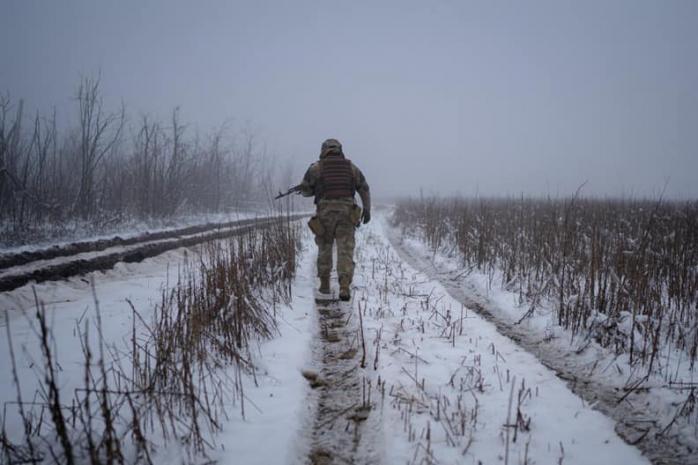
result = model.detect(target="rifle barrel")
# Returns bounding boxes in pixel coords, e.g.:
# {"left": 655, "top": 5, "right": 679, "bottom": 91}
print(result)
{"left": 274, "top": 185, "right": 302, "bottom": 200}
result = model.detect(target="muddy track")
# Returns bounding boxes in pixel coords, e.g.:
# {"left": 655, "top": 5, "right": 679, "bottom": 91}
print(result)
{"left": 0, "top": 215, "right": 306, "bottom": 293}
{"left": 0, "top": 218, "right": 272, "bottom": 270}
{"left": 306, "top": 298, "right": 378, "bottom": 465}
{"left": 385, "top": 226, "right": 697, "bottom": 465}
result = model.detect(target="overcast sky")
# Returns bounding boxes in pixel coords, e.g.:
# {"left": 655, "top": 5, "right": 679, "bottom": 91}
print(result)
{"left": 2, "top": 0, "right": 697, "bottom": 198}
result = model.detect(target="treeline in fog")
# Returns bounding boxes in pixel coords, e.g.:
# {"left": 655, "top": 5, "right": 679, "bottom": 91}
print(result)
{"left": 0, "top": 77, "right": 289, "bottom": 246}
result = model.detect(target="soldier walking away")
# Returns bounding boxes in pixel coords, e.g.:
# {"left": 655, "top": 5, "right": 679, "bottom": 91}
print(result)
{"left": 300, "top": 138, "right": 370, "bottom": 301}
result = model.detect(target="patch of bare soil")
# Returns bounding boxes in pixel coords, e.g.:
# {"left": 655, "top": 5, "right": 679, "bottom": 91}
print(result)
{"left": 305, "top": 299, "right": 379, "bottom": 465}
{"left": 0, "top": 216, "right": 306, "bottom": 292}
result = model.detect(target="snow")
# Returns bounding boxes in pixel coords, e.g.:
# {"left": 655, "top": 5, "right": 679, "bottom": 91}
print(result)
{"left": 0, "top": 211, "right": 259, "bottom": 254}
{"left": 394, "top": 228, "right": 698, "bottom": 391}
{"left": 0, "top": 212, "right": 655, "bottom": 464}
{"left": 0, "top": 215, "right": 266, "bottom": 280}
{"left": 348, "top": 217, "right": 650, "bottom": 465}
{"left": 0, "top": 252, "right": 191, "bottom": 463}
{"left": 213, "top": 244, "right": 316, "bottom": 464}
{"left": 0, "top": 236, "right": 314, "bottom": 464}
{"left": 387, "top": 215, "right": 697, "bottom": 461}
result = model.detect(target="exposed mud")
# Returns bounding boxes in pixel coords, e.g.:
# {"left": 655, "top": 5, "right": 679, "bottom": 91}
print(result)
{"left": 386, "top": 226, "right": 698, "bottom": 465}
{"left": 0, "top": 218, "right": 272, "bottom": 270}
{"left": 0, "top": 215, "right": 306, "bottom": 292}
{"left": 306, "top": 297, "right": 379, "bottom": 465}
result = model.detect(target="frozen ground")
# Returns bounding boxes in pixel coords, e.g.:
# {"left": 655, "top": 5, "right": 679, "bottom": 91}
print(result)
{"left": 332, "top": 217, "right": 650, "bottom": 465}
{"left": 0, "top": 235, "right": 316, "bottom": 464}
{"left": 0, "top": 212, "right": 264, "bottom": 253}
{"left": 385, "top": 217, "right": 697, "bottom": 464}
{"left": 0, "top": 214, "right": 310, "bottom": 294}
{"left": 0, "top": 213, "right": 659, "bottom": 464}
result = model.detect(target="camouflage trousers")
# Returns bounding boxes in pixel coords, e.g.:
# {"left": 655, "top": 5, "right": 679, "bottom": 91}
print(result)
{"left": 314, "top": 200, "right": 357, "bottom": 283}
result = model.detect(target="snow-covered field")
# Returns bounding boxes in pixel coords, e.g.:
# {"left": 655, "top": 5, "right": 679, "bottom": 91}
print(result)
{"left": 386, "top": 216, "right": 698, "bottom": 464}
{"left": 0, "top": 231, "right": 315, "bottom": 464}
{"left": 0, "top": 213, "right": 658, "bottom": 464}
{"left": 345, "top": 218, "right": 649, "bottom": 465}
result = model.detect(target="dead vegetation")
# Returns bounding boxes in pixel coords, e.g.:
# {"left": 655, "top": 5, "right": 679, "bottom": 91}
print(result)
{"left": 360, "top": 235, "right": 485, "bottom": 463}
{"left": 0, "top": 217, "right": 300, "bottom": 464}
{"left": 0, "top": 78, "right": 293, "bottom": 247}
{"left": 393, "top": 196, "right": 698, "bottom": 380}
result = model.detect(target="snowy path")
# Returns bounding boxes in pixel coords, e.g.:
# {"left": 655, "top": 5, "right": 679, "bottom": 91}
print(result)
{"left": 303, "top": 295, "right": 380, "bottom": 465}
{"left": 0, "top": 214, "right": 653, "bottom": 464}
{"left": 0, "top": 215, "right": 306, "bottom": 292}
{"left": 298, "top": 215, "right": 650, "bottom": 465}
{"left": 383, "top": 220, "right": 697, "bottom": 465}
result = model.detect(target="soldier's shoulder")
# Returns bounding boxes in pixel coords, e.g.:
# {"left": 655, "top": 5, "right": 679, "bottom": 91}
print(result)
{"left": 349, "top": 161, "right": 364, "bottom": 174}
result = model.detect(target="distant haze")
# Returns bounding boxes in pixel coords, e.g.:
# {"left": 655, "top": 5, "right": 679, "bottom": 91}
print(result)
{"left": 2, "top": 0, "right": 697, "bottom": 199}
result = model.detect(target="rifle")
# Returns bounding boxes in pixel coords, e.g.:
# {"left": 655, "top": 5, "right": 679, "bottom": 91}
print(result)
{"left": 274, "top": 184, "right": 302, "bottom": 200}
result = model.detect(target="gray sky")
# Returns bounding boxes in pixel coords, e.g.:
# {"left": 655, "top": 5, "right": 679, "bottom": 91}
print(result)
{"left": 2, "top": 0, "right": 697, "bottom": 198}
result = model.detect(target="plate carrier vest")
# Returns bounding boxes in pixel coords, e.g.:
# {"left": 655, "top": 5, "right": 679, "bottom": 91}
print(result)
{"left": 318, "top": 156, "right": 355, "bottom": 200}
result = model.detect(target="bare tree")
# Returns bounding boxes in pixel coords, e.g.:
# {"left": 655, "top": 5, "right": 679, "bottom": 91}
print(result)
{"left": 0, "top": 79, "right": 281, "bottom": 246}
{"left": 73, "top": 76, "right": 125, "bottom": 219}
{"left": 0, "top": 96, "right": 25, "bottom": 221}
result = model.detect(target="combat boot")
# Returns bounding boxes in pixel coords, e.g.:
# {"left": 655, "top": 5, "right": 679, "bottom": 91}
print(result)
{"left": 339, "top": 277, "right": 351, "bottom": 301}
{"left": 319, "top": 276, "right": 331, "bottom": 294}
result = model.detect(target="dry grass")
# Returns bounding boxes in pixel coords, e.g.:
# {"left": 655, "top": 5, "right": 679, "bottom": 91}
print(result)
{"left": 393, "top": 196, "right": 698, "bottom": 378}
{"left": 1, "top": 216, "right": 301, "bottom": 464}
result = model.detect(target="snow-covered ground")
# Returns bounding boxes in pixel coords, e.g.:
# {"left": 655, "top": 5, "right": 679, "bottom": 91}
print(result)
{"left": 392, "top": 230, "right": 697, "bottom": 390}
{"left": 345, "top": 217, "right": 649, "bottom": 465}
{"left": 0, "top": 235, "right": 315, "bottom": 464}
{"left": 0, "top": 211, "right": 263, "bottom": 254}
{"left": 386, "top": 215, "right": 698, "bottom": 463}
{"left": 0, "top": 213, "right": 656, "bottom": 464}
{"left": 0, "top": 215, "right": 279, "bottom": 280}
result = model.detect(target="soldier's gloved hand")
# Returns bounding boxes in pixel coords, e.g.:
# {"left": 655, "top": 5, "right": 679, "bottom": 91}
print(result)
{"left": 362, "top": 209, "right": 371, "bottom": 224}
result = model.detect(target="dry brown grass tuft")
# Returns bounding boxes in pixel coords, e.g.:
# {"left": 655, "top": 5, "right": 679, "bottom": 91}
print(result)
{"left": 1, "top": 216, "right": 301, "bottom": 464}
{"left": 393, "top": 197, "right": 698, "bottom": 377}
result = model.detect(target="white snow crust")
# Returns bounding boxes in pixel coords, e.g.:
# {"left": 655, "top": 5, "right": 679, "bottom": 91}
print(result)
{"left": 0, "top": 213, "right": 655, "bottom": 464}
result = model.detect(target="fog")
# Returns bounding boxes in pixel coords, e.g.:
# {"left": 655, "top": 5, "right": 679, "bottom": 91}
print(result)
{"left": 2, "top": 0, "right": 697, "bottom": 199}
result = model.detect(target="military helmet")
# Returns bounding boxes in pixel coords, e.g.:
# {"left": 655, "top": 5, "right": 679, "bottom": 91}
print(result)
{"left": 320, "top": 138, "right": 342, "bottom": 157}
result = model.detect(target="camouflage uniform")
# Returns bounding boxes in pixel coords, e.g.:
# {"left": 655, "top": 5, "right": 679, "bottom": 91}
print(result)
{"left": 300, "top": 139, "right": 370, "bottom": 297}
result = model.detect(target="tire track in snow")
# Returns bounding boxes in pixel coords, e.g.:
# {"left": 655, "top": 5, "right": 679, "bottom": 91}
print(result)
{"left": 0, "top": 215, "right": 307, "bottom": 292}
{"left": 384, "top": 222, "right": 696, "bottom": 465}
